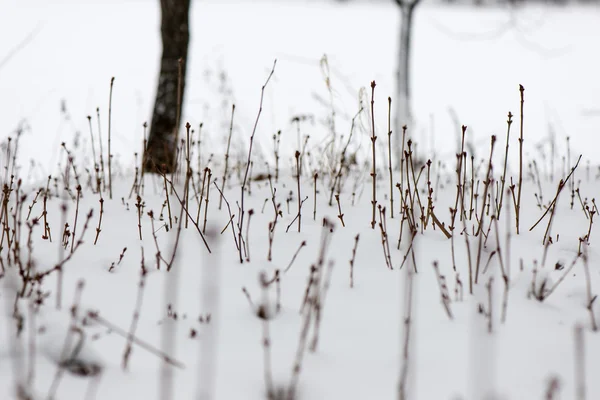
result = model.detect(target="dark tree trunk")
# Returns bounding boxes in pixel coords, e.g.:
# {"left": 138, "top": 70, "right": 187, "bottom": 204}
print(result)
{"left": 394, "top": 0, "right": 420, "bottom": 165}
{"left": 144, "top": 0, "right": 190, "bottom": 174}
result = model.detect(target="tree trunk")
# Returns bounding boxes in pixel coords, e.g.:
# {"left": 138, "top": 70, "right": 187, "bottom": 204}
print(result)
{"left": 144, "top": 0, "right": 190, "bottom": 174}
{"left": 394, "top": 1, "right": 418, "bottom": 165}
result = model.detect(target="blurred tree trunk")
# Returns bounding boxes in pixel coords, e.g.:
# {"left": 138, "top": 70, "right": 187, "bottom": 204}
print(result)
{"left": 394, "top": 0, "right": 420, "bottom": 165}
{"left": 144, "top": 0, "right": 190, "bottom": 174}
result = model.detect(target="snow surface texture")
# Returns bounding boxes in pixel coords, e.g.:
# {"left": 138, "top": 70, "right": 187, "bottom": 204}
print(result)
{"left": 1, "top": 1, "right": 600, "bottom": 400}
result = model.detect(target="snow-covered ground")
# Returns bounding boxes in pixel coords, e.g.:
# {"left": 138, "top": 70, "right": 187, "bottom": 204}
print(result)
{"left": 1, "top": 1, "right": 600, "bottom": 399}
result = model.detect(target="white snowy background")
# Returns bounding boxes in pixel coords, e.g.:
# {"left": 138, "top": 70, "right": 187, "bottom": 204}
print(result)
{"left": 1, "top": 0, "right": 600, "bottom": 399}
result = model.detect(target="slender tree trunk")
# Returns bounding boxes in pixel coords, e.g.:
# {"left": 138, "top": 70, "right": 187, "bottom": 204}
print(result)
{"left": 144, "top": 0, "right": 191, "bottom": 174}
{"left": 394, "top": 0, "right": 419, "bottom": 165}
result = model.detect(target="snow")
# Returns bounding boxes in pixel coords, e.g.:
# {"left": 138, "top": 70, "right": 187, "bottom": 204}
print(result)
{"left": 2, "top": 0, "right": 600, "bottom": 399}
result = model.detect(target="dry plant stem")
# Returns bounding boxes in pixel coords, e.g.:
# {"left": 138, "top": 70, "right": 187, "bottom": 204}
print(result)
{"left": 0, "top": 185, "right": 10, "bottom": 249}
{"left": 490, "top": 215, "right": 509, "bottom": 304}
{"left": 399, "top": 227, "right": 416, "bottom": 270}
{"left": 241, "top": 287, "right": 255, "bottom": 310}
{"left": 424, "top": 160, "right": 433, "bottom": 227}
{"left": 530, "top": 155, "right": 582, "bottom": 232}
{"left": 329, "top": 107, "right": 362, "bottom": 206}
{"left": 369, "top": 81, "right": 377, "bottom": 230}
{"left": 47, "top": 280, "right": 85, "bottom": 399}
{"left": 56, "top": 203, "right": 67, "bottom": 310}
{"left": 516, "top": 85, "right": 524, "bottom": 234}
{"left": 163, "top": 173, "right": 173, "bottom": 230}
{"left": 219, "top": 104, "right": 235, "bottom": 210}
{"left": 34, "top": 210, "right": 93, "bottom": 286}
{"left": 398, "top": 232, "right": 416, "bottom": 400}
{"left": 378, "top": 206, "right": 393, "bottom": 269}
{"left": 464, "top": 227, "right": 474, "bottom": 295}
{"left": 300, "top": 265, "right": 317, "bottom": 314}
{"left": 284, "top": 241, "right": 306, "bottom": 273}
{"left": 87, "top": 311, "right": 184, "bottom": 368}
{"left": 301, "top": 219, "right": 334, "bottom": 313}
{"left": 407, "top": 144, "right": 425, "bottom": 226}
{"left": 135, "top": 195, "right": 143, "bottom": 240}
{"left": 96, "top": 108, "right": 106, "bottom": 190}
{"left": 70, "top": 185, "right": 81, "bottom": 254}
{"left": 148, "top": 211, "right": 168, "bottom": 269}
{"left": 475, "top": 136, "right": 496, "bottom": 284}
{"left": 295, "top": 151, "right": 302, "bottom": 232}
{"left": 486, "top": 277, "right": 494, "bottom": 333}
{"left": 545, "top": 376, "right": 561, "bottom": 400}
{"left": 400, "top": 125, "right": 407, "bottom": 194}
{"left": 128, "top": 157, "right": 140, "bottom": 200}
{"left": 140, "top": 122, "right": 148, "bottom": 196}
{"left": 574, "top": 325, "right": 586, "bottom": 400}
{"left": 259, "top": 272, "right": 274, "bottom": 399}
{"left": 541, "top": 187, "right": 560, "bottom": 246}
{"left": 455, "top": 156, "right": 473, "bottom": 295}
{"left": 349, "top": 234, "right": 359, "bottom": 288}
{"left": 313, "top": 173, "right": 318, "bottom": 221}
{"left": 245, "top": 210, "right": 254, "bottom": 262}
{"left": 197, "top": 168, "right": 208, "bottom": 225}
{"left": 470, "top": 156, "right": 475, "bottom": 220}
{"left": 166, "top": 190, "right": 188, "bottom": 272}
{"left": 461, "top": 153, "right": 468, "bottom": 218}
{"left": 450, "top": 126, "right": 467, "bottom": 230}
{"left": 585, "top": 204, "right": 595, "bottom": 243}
{"left": 94, "top": 195, "right": 104, "bottom": 245}
{"left": 404, "top": 149, "right": 421, "bottom": 228}
{"left": 122, "top": 251, "right": 148, "bottom": 371}
{"left": 432, "top": 261, "right": 453, "bottom": 320}
{"left": 475, "top": 136, "right": 496, "bottom": 237}
{"left": 498, "top": 112, "right": 512, "bottom": 217}
{"left": 430, "top": 209, "right": 451, "bottom": 239}
{"left": 387, "top": 97, "right": 394, "bottom": 218}
{"left": 213, "top": 181, "right": 239, "bottom": 250}
{"left": 108, "top": 77, "right": 114, "bottom": 199}
{"left": 275, "top": 270, "right": 281, "bottom": 313}
{"left": 543, "top": 253, "right": 581, "bottom": 301}
{"left": 196, "top": 123, "right": 204, "bottom": 175}
{"left": 273, "top": 130, "right": 281, "bottom": 183}
{"left": 183, "top": 123, "right": 192, "bottom": 228}
{"left": 455, "top": 273, "right": 464, "bottom": 301}
{"left": 86, "top": 115, "right": 100, "bottom": 190}
{"left": 310, "top": 260, "right": 334, "bottom": 352}
{"left": 286, "top": 197, "right": 308, "bottom": 233}
{"left": 567, "top": 138, "right": 573, "bottom": 198}
{"left": 237, "top": 61, "right": 276, "bottom": 264}
{"left": 451, "top": 228, "right": 457, "bottom": 272}
{"left": 581, "top": 244, "right": 597, "bottom": 331}
{"left": 335, "top": 194, "right": 345, "bottom": 227}
{"left": 26, "top": 188, "right": 41, "bottom": 221}
{"left": 248, "top": 162, "right": 254, "bottom": 195}
{"left": 162, "top": 175, "right": 211, "bottom": 253}
{"left": 221, "top": 214, "right": 235, "bottom": 235}
{"left": 203, "top": 169, "right": 212, "bottom": 233}
{"left": 288, "top": 294, "right": 314, "bottom": 400}
{"left": 267, "top": 221, "right": 275, "bottom": 262}
{"left": 2, "top": 140, "right": 11, "bottom": 185}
